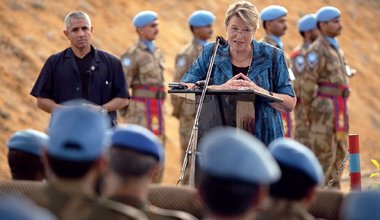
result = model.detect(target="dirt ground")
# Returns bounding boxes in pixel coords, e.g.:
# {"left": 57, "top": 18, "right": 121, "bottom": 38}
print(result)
{"left": 0, "top": 0, "right": 379, "bottom": 191}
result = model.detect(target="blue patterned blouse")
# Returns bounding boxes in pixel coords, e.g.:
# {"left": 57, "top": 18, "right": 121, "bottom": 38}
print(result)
{"left": 182, "top": 40, "right": 295, "bottom": 146}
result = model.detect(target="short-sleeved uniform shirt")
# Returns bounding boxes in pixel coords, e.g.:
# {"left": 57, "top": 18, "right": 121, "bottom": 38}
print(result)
{"left": 30, "top": 46, "right": 130, "bottom": 124}
{"left": 182, "top": 40, "right": 295, "bottom": 146}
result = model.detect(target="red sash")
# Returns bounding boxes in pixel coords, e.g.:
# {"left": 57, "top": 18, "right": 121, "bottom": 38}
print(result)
{"left": 281, "top": 112, "right": 292, "bottom": 138}
{"left": 132, "top": 85, "right": 165, "bottom": 137}
{"left": 317, "top": 83, "right": 349, "bottom": 141}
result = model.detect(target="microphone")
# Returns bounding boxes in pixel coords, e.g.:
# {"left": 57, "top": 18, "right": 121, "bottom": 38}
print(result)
{"left": 87, "top": 65, "right": 96, "bottom": 76}
{"left": 216, "top": 36, "right": 226, "bottom": 45}
{"left": 179, "top": 35, "right": 225, "bottom": 186}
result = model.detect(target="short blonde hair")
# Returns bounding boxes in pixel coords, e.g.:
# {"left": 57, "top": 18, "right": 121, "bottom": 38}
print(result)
{"left": 225, "top": 1, "right": 259, "bottom": 30}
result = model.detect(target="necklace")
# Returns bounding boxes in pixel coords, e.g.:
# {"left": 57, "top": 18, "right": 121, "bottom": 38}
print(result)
{"left": 231, "top": 54, "right": 252, "bottom": 76}
{"left": 246, "top": 53, "right": 252, "bottom": 76}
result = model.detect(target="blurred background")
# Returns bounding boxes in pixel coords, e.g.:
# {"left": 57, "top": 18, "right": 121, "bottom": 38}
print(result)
{"left": 0, "top": 0, "right": 379, "bottom": 190}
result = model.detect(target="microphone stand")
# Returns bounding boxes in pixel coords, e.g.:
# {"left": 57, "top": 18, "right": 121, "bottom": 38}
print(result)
{"left": 177, "top": 36, "right": 225, "bottom": 187}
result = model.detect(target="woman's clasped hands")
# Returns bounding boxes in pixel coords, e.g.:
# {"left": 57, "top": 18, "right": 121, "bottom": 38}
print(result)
{"left": 215, "top": 73, "right": 259, "bottom": 90}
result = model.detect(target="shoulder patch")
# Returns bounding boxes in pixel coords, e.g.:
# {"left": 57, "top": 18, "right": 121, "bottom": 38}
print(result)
{"left": 121, "top": 56, "right": 132, "bottom": 67}
{"left": 294, "top": 55, "right": 306, "bottom": 73}
{"left": 306, "top": 51, "right": 318, "bottom": 69}
{"left": 176, "top": 56, "right": 186, "bottom": 68}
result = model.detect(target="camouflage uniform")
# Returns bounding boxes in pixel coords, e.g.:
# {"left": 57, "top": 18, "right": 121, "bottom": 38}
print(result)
{"left": 260, "top": 35, "right": 295, "bottom": 138}
{"left": 121, "top": 41, "right": 165, "bottom": 183}
{"left": 257, "top": 199, "right": 324, "bottom": 220}
{"left": 301, "top": 35, "right": 350, "bottom": 188}
{"left": 291, "top": 43, "right": 311, "bottom": 146}
{"left": 110, "top": 195, "right": 197, "bottom": 220}
{"left": 28, "top": 181, "right": 147, "bottom": 220}
{"left": 171, "top": 39, "right": 203, "bottom": 183}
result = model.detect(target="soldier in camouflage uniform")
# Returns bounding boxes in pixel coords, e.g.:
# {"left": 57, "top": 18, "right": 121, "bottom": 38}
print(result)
{"left": 30, "top": 106, "right": 147, "bottom": 220}
{"left": 171, "top": 10, "right": 215, "bottom": 184}
{"left": 120, "top": 11, "right": 165, "bottom": 183}
{"left": 301, "top": 6, "right": 353, "bottom": 188}
{"left": 259, "top": 5, "right": 295, "bottom": 139}
{"left": 103, "top": 125, "right": 197, "bottom": 220}
{"left": 257, "top": 139, "right": 324, "bottom": 220}
{"left": 291, "top": 14, "right": 319, "bottom": 146}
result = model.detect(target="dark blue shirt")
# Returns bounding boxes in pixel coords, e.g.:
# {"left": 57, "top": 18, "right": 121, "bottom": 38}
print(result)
{"left": 74, "top": 47, "right": 95, "bottom": 100}
{"left": 30, "top": 46, "right": 130, "bottom": 125}
{"left": 182, "top": 40, "right": 295, "bottom": 146}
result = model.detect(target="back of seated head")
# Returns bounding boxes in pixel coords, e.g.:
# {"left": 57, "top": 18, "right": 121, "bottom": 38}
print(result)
{"left": 47, "top": 102, "right": 109, "bottom": 179}
{"left": 8, "top": 150, "right": 44, "bottom": 180}
{"left": 7, "top": 129, "right": 48, "bottom": 181}
{"left": 109, "top": 148, "right": 157, "bottom": 179}
{"left": 198, "top": 171, "right": 260, "bottom": 216}
{"left": 109, "top": 124, "right": 163, "bottom": 180}
{"left": 269, "top": 162, "right": 316, "bottom": 200}
{"left": 46, "top": 156, "right": 95, "bottom": 179}
{"left": 198, "top": 127, "right": 280, "bottom": 217}
{"left": 268, "top": 138, "right": 324, "bottom": 201}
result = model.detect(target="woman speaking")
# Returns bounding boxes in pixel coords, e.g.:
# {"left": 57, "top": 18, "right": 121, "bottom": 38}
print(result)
{"left": 181, "top": 1, "right": 296, "bottom": 146}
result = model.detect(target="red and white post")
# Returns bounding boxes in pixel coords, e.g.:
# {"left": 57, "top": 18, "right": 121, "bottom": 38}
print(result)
{"left": 349, "top": 134, "right": 361, "bottom": 191}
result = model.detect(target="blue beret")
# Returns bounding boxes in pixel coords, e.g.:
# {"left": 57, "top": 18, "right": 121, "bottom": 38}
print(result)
{"left": 199, "top": 127, "right": 280, "bottom": 184}
{"left": 7, "top": 129, "right": 48, "bottom": 156}
{"left": 48, "top": 106, "right": 108, "bottom": 161}
{"left": 298, "top": 14, "right": 317, "bottom": 32}
{"left": 269, "top": 138, "right": 323, "bottom": 185}
{"left": 343, "top": 191, "right": 380, "bottom": 220}
{"left": 316, "top": 6, "right": 341, "bottom": 22}
{"left": 111, "top": 124, "right": 163, "bottom": 162}
{"left": 260, "top": 5, "right": 288, "bottom": 21}
{"left": 133, "top": 11, "right": 158, "bottom": 28}
{"left": 188, "top": 10, "right": 215, "bottom": 27}
{"left": 0, "top": 196, "right": 56, "bottom": 220}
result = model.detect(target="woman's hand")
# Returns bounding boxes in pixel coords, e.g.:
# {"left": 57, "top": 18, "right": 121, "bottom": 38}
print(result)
{"left": 235, "top": 73, "right": 260, "bottom": 90}
{"left": 240, "top": 73, "right": 296, "bottom": 112}
{"left": 225, "top": 73, "right": 297, "bottom": 112}
{"left": 212, "top": 73, "right": 259, "bottom": 90}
